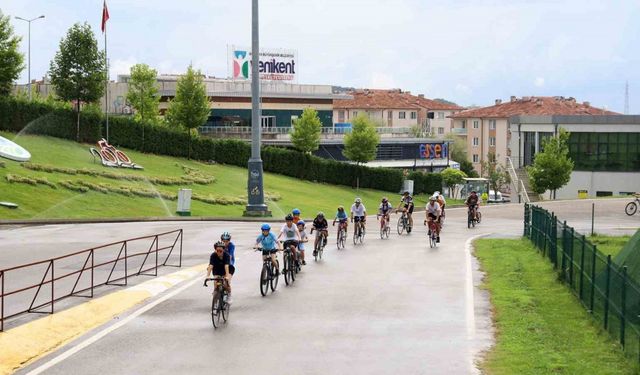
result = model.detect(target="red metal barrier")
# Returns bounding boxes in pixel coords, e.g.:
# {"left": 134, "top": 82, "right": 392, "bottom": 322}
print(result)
{"left": 0, "top": 229, "right": 183, "bottom": 331}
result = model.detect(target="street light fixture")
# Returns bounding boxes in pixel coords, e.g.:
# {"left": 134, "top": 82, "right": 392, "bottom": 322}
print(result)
{"left": 15, "top": 15, "right": 45, "bottom": 101}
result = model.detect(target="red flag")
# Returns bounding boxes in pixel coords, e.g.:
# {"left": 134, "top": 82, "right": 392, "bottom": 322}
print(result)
{"left": 101, "top": 1, "right": 110, "bottom": 33}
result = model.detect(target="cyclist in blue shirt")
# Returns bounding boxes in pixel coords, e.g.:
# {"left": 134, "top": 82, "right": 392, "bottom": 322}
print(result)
{"left": 332, "top": 206, "right": 349, "bottom": 238}
{"left": 254, "top": 224, "right": 281, "bottom": 272}
{"left": 221, "top": 231, "right": 235, "bottom": 271}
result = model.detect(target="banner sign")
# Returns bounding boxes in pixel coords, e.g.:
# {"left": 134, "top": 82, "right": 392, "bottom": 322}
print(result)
{"left": 228, "top": 45, "right": 297, "bottom": 82}
{"left": 419, "top": 143, "right": 448, "bottom": 159}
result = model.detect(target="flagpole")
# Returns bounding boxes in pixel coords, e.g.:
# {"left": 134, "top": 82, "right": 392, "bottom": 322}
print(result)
{"left": 104, "top": 22, "right": 109, "bottom": 142}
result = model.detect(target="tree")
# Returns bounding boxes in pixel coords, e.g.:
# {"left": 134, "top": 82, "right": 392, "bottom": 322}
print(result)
{"left": 440, "top": 168, "right": 467, "bottom": 198}
{"left": 0, "top": 10, "right": 25, "bottom": 96}
{"left": 127, "top": 63, "right": 160, "bottom": 124}
{"left": 527, "top": 129, "right": 574, "bottom": 199}
{"left": 460, "top": 160, "right": 479, "bottom": 178}
{"left": 165, "top": 64, "right": 210, "bottom": 159}
{"left": 343, "top": 114, "right": 380, "bottom": 164}
{"left": 290, "top": 107, "right": 322, "bottom": 153}
{"left": 481, "top": 152, "right": 510, "bottom": 197}
{"left": 49, "top": 23, "right": 105, "bottom": 141}
{"left": 445, "top": 133, "right": 478, "bottom": 177}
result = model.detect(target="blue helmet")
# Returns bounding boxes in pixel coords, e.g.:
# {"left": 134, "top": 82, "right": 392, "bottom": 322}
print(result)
{"left": 292, "top": 208, "right": 301, "bottom": 215}
{"left": 297, "top": 220, "right": 305, "bottom": 227}
{"left": 261, "top": 223, "right": 271, "bottom": 231}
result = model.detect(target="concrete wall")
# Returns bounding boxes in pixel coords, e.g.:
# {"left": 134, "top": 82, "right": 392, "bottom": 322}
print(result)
{"left": 557, "top": 171, "right": 640, "bottom": 199}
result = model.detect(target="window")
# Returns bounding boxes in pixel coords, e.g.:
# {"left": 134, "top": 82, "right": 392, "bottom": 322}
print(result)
{"left": 353, "top": 111, "right": 358, "bottom": 117}
{"left": 473, "top": 154, "right": 479, "bottom": 163}
{"left": 568, "top": 132, "right": 640, "bottom": 172}
{"left": 473, "top": 137, "right": 479, "bottom": 146}
{"left": 438, "top": 127, "right": 444, "bottom": 134}
{"left": 461, "top": 120, "right": 466, "bottom": 129}
{"left": 490, "top": 137, "right": 496, "bottom": 147}
{"left": 388, "top": 111, "right": 392, "bottom": 119}
{"left": 596, "top": 191, "right": 613, "bottom": 197}
{"left": 473, "top": 120, "right": 479, "bottom": 129}
{"left": 489, "top": 120, "right": 496, "bottom": 130}
{"left": 338, "top": 110, "right": 345, "bottom": 122}
{"left": 410, "top": 111, "right": 417, "bottom": 119}
{"left": 399, "top": 111, "right": 406, "bottom": 119}
{"left": 437, "top": 112, "right": 445, "bottom": 119}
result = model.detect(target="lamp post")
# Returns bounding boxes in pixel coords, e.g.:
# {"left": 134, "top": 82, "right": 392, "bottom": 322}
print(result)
{"left": 15, "top": 15, "right": 45, "bottom": 101}
{"left": 244, "top": 0, "right": 270, "bottom": 217}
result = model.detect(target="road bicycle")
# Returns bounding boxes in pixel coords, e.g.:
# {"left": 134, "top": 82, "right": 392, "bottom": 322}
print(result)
{"left": 426, "top": 219, "right": 439, "bottom": 248}
{"left": 204, "top": 276, "right": 229, "bottom": 328}
{"left": 625, "top": 194, "right": 640, "bottom": 216}
{"left": 255, "top": 248, "right": 279, "bottom": 296}
{"left": 379, "top": 213, "right": 391, "bottom": 239}
{"left": 282, "top": 243, "right": 297, "bottom": 285}
{"left": 353, "top": 220, "right": 366, "bottom": 245}
{"left": 314, "top": 230, "right": 327, "bottom": 261}
{"left": 336, "top": 222, "right": 347, "bottom": 249}
{"left": 467, "top": 206, "right": 482, "bottom": 228}
{"left": 397, "top": 209, "right": 412, "bottom": 235}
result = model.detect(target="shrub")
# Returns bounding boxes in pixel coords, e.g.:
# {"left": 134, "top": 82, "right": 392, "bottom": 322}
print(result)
{"left": 59, "top": 180, "right": 89, "bottom": 193}
{"left": 407, "top": 171, "right": 443, "bottom": 195}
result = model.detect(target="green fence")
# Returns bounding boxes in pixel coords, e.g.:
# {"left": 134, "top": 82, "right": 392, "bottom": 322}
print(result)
{"left": 524, "top": 203, "right": 640, "bottom": 362}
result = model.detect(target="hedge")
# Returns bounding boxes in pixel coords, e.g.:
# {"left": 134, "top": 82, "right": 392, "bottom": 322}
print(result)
{"left": 0, "top": 96, "right": 441, "bottom": 193}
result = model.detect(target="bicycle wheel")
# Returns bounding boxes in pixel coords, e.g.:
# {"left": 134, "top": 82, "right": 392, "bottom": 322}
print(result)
{"left": 380, "top": 223, "right": 385, "bottom": 239}
{"left": 397, "top": 217, "right": 405, "bottom": 235}
{"left": 270, "top": 261, "right": 279, "bottom": 291}
{"left": 467, "top": 213, "right": 472, "bottom": 228}
{"left": 315, "top": 241, "right": 320, "bottom": 261}
{"left": 339, "top": 229, "right": 346, "bottom": 249}
{"left": 625, "top": 202, "right": 637, "bottom": 216}
{"left": 430, "top": 233, "right": 436, "bottom": 248}
{"left": 353, "top": 228, "right": 359, "bottom": 245}
{"left": 221, "top": 293, "right": 229, "bottom": 322}
{"left": 384, "top": 225, "right": 390, "bottom": 239}
{"left": 476, "top": 212, "right": 482, "bottom": 224}
{"left": 283, "top": 254, "right": 291, "bottom": 285}
{"left": 260, "top": 264, "right": 269, "bottom": 296}
{"left": 289, "top": 256, "right": 296, "bottom": 283}
{"left": 211, "top": 290, "right": 222, "bottom": 328}
{"left": 359, "top": 226, "right": 365, "bottom": 243}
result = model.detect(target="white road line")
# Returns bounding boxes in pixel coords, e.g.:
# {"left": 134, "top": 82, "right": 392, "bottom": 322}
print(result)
{"left": 465, "top": 233, "right": 490, "bottom": 375}
{"left": 25, "top": 276, "right": 201, "bottom": 375}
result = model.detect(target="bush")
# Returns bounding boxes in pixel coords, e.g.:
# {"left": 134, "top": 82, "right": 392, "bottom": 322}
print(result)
{"left": 407, "top": 171, "right": 442, "bottom": 195}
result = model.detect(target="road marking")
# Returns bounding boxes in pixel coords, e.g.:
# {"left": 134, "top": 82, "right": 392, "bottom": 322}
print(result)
{"left": 0, "top": 264, "right": 205, "bottom": 375}
{"left": 465, "top": 233, "right": 490, "bottom": 375}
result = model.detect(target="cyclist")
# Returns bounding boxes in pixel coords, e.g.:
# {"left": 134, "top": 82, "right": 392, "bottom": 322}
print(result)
{"left": 254, "top": 223, "right": 281, "bottom": 275}
{"left": 292, "top": 208, "right": 302, "bottom": 224}
{"left": 220, "top": 232, "right": 235, "bottom": 273}
{"left": 207, "top": 241, "right": 234, "bottom": 303}
{"left": 396, "top": 191, "right": 415, "bottom": 231}
{"left": 333, "top": 206, "right": 349, "bottom": 238}
{"left": 350, "top": 197, "right": 367, "bottom": 237}
{"left": 434, "top": 191, "right": 446, "bottom": 219}
{"left": 466, "top": 191, "right": 480, "bottom": 221}
{"left": 423, "top": 196, "right": 442, "bottom": 242}
{"left": 277, "top": 214, "right": 301, "bottom": 267}
{"left": 296, "top": 220, "right": 309, "bottom": 265}
{"left": 310, "top": 212, "right": 329, "bottom": 256}
{"left": 377, "top": 197, "right": 392, "bottom": 230}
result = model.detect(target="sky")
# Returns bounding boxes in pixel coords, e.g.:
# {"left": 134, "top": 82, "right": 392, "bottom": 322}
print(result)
{"left": 2, "top": 0, "right": 639, "bottom": 113}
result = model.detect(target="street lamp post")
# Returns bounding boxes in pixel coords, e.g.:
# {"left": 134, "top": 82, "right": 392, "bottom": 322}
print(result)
{"left": 15, "top": 15, "right": 45, "bottom": 101}
{"left": 244, "top": 0, "right": 270, "bottom": 217}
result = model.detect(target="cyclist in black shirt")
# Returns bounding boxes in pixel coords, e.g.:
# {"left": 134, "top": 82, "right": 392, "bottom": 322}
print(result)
{"left": 207, "top": 241, "right": 234, "bottom": 303}
{"left": 310, "top": 212, "right": 329, "bottom": 256}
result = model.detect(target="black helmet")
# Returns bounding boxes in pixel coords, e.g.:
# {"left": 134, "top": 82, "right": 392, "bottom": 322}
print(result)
{"left": 285, "top": 214, "right": 294, "bottom": 221}
{"left": 214, "top": 241, "right": 225, "bottom": 249}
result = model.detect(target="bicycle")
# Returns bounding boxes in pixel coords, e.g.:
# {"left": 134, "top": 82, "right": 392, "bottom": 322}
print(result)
{"left": 282, "top": 243, "right": 297, "bottom": 285}
{"left": 379, "top": 214, "right": 391, "bottom": 239}
{"left": 396, "top": 209, "right": 412, "bottom": 235}
{"left": 204, "top": 276, "right": 229, "bottom": 328}
{"left": 353, "top": 220, "right": 366, "bottom": 245}
{"left": 336, "top": 222, "right": 347, "bottom": 249}
{"left": 426, "top": 219, "right": 439, "bottom": 248}
{"left": 314, "top": 230, "right": 327, "bottom": 261}
{"left": 625, "top": 194, "right": 640, "bottom": 216}
{"left": 255, "top": 248, "right": 279, "bottom": 296}
{"left": 467, "top": 206, "right": 482, "bottom": 228}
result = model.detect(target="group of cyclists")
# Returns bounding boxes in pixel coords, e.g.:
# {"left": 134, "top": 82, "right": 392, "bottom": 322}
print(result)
{"left": 206, "top": 190, "right": 483, "bottom": 304}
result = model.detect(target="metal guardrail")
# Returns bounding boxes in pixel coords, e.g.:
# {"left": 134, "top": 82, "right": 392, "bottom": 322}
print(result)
{"left": 0, "top": 229, "right": 183, "bottom": 331}
{"left": 506, "top": 156, "right": 530, "bottom": 203}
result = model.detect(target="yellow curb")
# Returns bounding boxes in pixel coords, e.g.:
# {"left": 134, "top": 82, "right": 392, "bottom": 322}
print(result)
{"left": 0, "top": 263, "right": 206, "bottom": 375}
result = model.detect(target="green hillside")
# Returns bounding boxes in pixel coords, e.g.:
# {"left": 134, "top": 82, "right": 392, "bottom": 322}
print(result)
{"left": 0, "top": 132, "right": 431, "bottom": 220}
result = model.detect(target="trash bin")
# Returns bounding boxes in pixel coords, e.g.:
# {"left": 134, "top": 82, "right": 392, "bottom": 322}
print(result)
{"left": 177, "top": 189, "right": 192, "bottom": 216}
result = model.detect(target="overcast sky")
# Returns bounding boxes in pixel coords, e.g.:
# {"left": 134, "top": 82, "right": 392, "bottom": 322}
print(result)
{"left": 3, "top": 0, "right": 639, "bottom": 112}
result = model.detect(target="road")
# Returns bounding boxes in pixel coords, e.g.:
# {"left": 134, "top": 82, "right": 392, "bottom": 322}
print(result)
{"left": 2, "top": 199, "right": 638, "bottom": 375}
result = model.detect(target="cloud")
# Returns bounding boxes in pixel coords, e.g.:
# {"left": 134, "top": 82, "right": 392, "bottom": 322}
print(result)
{"left": 455, "top": 84, "right": 472, "bottom": 96}
{"left": 534, "top": 77, "right": 545, "bottom": 87}
{"left": 109, "top": 57, "right": 137, "bottom": 79}
{"left": 369, "top": 72, "right": 397, "bottom": 89}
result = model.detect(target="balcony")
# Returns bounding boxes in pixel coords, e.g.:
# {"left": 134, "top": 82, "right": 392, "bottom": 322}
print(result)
{"left": 451, "top": 128, "right": 467, "bottom": 135}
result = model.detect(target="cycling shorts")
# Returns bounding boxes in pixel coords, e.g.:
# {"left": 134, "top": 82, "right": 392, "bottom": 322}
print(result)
{"left": 283, "top": 240, "right": 298, "bottom": 250}
{"left": 262, "top": 249, "right": 277, "bottom": 256}
{"left": 354, "top": 216, "right": 366, "bottom": 222}
{"left": 314, "top": 227, "right": 328, "bottom": 232}
{"left": 427, "top": 213, "right": 440, "bottom": 221}
{"left": 338, "top": 218, "right": 348, "bottom": 224}
{"left": 213, "top": 264, "right": 235, "bottom": 276}
{"left": 404, "top": 203, "right": 414, "bottom": 214}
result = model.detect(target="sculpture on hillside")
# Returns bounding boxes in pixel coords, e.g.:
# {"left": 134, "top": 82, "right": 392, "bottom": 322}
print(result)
{"left": 90, "top": 138, "right": 143, "bottom": 169}
{"left": 0, "top": 135, "right": 31, "bottom": 162}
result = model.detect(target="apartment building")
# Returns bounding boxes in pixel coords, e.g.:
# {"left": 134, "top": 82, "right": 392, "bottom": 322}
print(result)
{"left": 449, "top": 96, "right": 616, "bottom": 174}
{"left": 333, "top": 89, "right": 462, "bottom": 137}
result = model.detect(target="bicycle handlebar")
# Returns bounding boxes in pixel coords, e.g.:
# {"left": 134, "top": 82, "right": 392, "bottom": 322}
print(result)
{"left": 203, "top": 276, "right": 225, "bottom": 287}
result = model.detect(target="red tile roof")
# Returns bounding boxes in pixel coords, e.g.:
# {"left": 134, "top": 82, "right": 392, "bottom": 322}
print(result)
{"left": 449, "top": 96, "right": 617, "bottom": 118}
{"left": 334, "top": 89, "right": 463, "bottom": 111}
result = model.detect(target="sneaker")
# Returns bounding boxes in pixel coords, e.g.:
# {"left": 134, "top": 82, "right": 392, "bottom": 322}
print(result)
{"left": 302, "top": 260, "right": 307, "bottom": 265}
{"left": 313, "top": 250, "right": 318, "bottom": 256}
{"left": 437, "top": 237, "right": 440, "bottom": 243}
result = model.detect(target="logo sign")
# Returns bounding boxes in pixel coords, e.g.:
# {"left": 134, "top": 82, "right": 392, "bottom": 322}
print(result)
{"left": 229, "top": 45, "right": 297, "bottom": 82}
{"left": 419, "top": 143, "right": 448, "bottom": 159}
{"left": 0, "top": 135, "right": 31, "bottom": 162}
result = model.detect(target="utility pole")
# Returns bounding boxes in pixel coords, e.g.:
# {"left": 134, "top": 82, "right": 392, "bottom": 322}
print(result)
{"left": 244, "top": 0, "right": 270, "bottom": 217}
{"left": 625, "top": 81, "right": 629, "bottom": 115}
{"left": 15, "top": 15, "right": 45, "bottom": 101}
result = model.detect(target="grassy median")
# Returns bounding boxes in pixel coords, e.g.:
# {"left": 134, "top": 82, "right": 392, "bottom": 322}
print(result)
{"left": 475, "top": 238, "right": 638, "bottom": 375}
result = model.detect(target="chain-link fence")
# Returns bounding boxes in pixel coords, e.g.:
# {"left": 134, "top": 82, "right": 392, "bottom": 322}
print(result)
{"left": 524, "top": 203, "right": 640, "bottom": 362}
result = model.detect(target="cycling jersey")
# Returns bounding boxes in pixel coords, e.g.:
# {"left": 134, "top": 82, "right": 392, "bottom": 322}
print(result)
{"left": 379, "top": 202, "right": 392, "bottom": 214}
{"left": 351, "top": 203, "right": 366, "bottom": 217}
{"left": 292, "top": 216, "right": 301, "bottom": 224}
{"left": 280, "top": 223, "right": 300, "bottom": 241}
{"left": 209, "top": 252, "right": 230, "bottom": 276}
{"left": 298, "top": 230, "right": 308, "bottom": 251}
{"left": 401, "top": 195, "right": 414, "bottom": 206}
{"left": 335, "top": 211, "right": 348, "bottom": 222}
{"left": 225, "top": 242, "right": 236, "bottom": 266}
{"left": 426, "top": 202, "right": 441, "bottom": 215}
{"left": 466, "top": 195, "right": 479, "bottom": 206}
{"left": 256, "top": 232, "right": 278, "bottom": 250}
{"left": 313, "top": 217, "right": 328, "bottom": 230}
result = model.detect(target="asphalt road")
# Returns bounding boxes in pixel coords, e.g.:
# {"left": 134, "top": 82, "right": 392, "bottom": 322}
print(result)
{"left": 4, "top": 199, "right": 639, "bottom": 375}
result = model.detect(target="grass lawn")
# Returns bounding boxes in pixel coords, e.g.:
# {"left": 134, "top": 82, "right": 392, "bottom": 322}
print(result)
{"left": 475, "top": 238, "right": 638, "bottom": 375}
{"left": 0, "top": 132, "right": 437, "bottom": 220}
{"left": 589, "top": 234, "right": 632, "bottom": 257}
